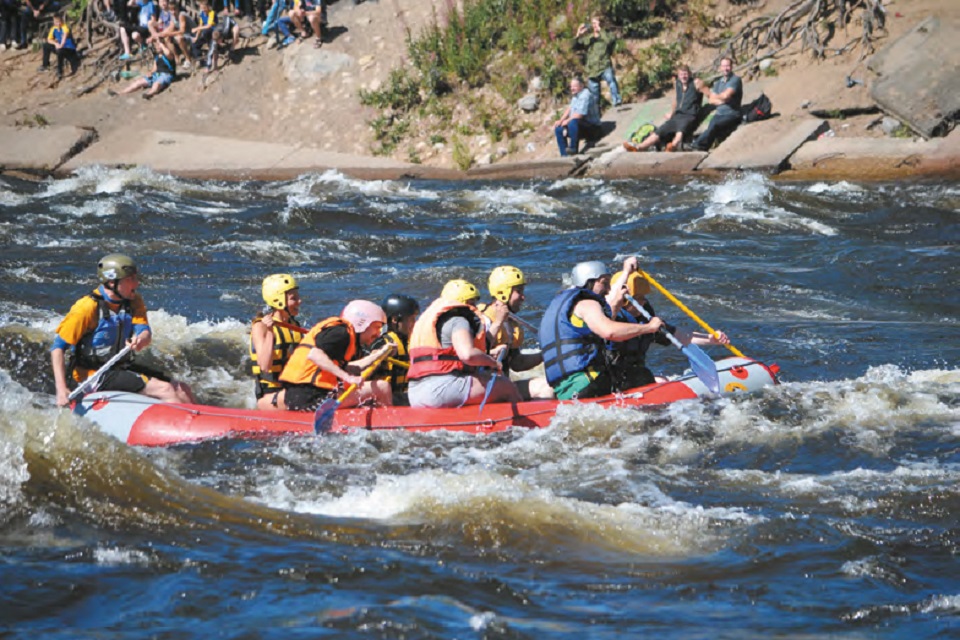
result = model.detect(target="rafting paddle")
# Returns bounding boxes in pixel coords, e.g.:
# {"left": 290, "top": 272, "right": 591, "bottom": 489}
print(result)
{"left": 67, "top": 344, "right": 134, "bottom": 402}
{"left": 638, "top": 270, "right": 745, "bottom": 358}
{"left": 313, "top": 350, "right": 392, "bottom": 434}
{"left": 478, "top": 347, "right": 507, "bottom": 414}
{"left": 625, "top": 294, "right": 720, "bottom": 394}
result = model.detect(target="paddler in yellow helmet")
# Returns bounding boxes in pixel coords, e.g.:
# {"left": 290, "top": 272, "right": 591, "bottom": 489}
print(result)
{"left": 250, "top": 273, "right": 302, "bottom": 410}
{"left": 607, "top": 256, "right": 730, "bottom": 389}
{"left": 407, "top": 279, "right": 522, "bottom": 409}
{"left": 478, "top": 266, "right": 554, "bottom": 399}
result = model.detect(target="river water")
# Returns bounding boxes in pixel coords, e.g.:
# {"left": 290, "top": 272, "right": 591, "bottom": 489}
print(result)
{"left": 0, "top": 168, "right": 957, "bottom": 638}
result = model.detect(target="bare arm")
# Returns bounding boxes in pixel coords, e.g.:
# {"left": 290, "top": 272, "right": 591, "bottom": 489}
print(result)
{"left": 251, "top": 319, "right": 275, "bottom": 374}
{"left": 451, "top": 327, "right": 500, "bottom": 369}
{"left": 576, "top": 298, "right": 662, "bottom": 342}
{"left": 307, "top": 347, "right": 362, "bottom": 387}
{"left": 51, "top": 348, "right": 71, "bottom": 407}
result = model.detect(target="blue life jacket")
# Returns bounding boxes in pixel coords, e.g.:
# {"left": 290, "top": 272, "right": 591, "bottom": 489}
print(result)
{"left": 72, "top": 290, "right": 134, "bottom": 370}
{"left": 539, "top": 288, "right": 610, "bottom": 386}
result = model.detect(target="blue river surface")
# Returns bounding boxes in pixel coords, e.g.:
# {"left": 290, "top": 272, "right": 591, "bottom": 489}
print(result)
{"left": 0, "top": 168, "right": 957, "bottom": 638}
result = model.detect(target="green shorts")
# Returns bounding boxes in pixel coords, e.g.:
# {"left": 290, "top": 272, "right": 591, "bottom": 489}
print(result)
{"left": 552, "top": 369, "right": 613, "bottom": 400}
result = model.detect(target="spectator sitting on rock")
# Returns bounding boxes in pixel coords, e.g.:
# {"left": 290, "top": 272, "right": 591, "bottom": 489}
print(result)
{"left": 624, "top": 64, "right": 703, "bottom": 152}
{"left": 553, "top": 76, "right": 602, "bottom": 157}
{"left": 189, "top": 0, "right": 216, "bottom": 65}
{"left": 38, "top": 13, "right": 78, "bottom": 78}
{"left": 146, "top": 0, "right": 173, "bottom": 47}
{"left": 206, "top": 9, "right": 239, "bottom": 71}
{"left": 119, "top": 0, "right": 158, "bottom": 61}
{"left": 574, "top": 15, "right": 621, "bottom": 108}
{"left": 690, "top": 56, "right": 743, "bottom": 151}
{"left": 289, "top": 0, "right": 322, "bottom": 48}
{"left": 18, "top": 0, "right": 58, "bottom": 51}
{"left": 109, "top": 36, "right": 175, "bottom": 99}
{"left": 161, "top": 1, "right": 194, "bottom": 69}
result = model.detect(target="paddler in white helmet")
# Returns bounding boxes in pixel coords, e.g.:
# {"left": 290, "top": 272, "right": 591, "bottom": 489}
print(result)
{"left": 279, "top": 300, "right": 395, "bottom": 411}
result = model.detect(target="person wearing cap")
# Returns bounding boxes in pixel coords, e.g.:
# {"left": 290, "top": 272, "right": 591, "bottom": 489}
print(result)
{"left": 369, "top": 293, "right": 419, "bottom": 405}
{"left": 250, "top": 273, "right": 302, "bottom": 410}
{"left": 607, "top": 258, "right": 730, "bottom": 388}
{"left": 51, "top": 253, "right": 195, "bottom": 407}
{"left": 279, "top": 300, "right": 395, "bottom": 412}
{"left": 538, "top": 258, "right": 665, "bottom": 400}
{"left": 478, "top": 266, "right": 554, "bottom": 400}
{"left": 407, "top": 279, "right": 522, "bottom": 409}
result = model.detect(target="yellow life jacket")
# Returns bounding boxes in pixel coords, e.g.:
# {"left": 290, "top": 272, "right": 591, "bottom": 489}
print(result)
{"left": 250, "top": 314, "right": 301, "bottom": 393}
{"left": 478, "top": 302, "right": 524, "bottom": 350}
{"left": 279, "top": 317, "right": 357, "bottom": 390}
{"left": 374, "top": 329, "right": 410, "bottom": 392}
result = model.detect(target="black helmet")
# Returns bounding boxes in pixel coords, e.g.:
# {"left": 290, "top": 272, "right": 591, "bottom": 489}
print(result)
{"left": 380, "top": 294, "right": 420, "bottom": 321}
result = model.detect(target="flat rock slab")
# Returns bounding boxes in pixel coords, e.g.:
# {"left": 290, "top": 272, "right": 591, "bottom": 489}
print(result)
{"left": 587, "top": 148, "right": 707, "bottom": 178}
{"left": 466, "top": 158, "right": 581, "bottom": 180}
{"left": 283, "top": 48, "right": 355, "bottom": 84}
{"left": 0, "top": 125, "right": 96, "bottom": 172}
{"left": 60, "top": 129, "right": 418, "bottom": 180}
{"left": 786, "top": 127, "right": 960, "bottom": 180}
{"left": 868, "top": 16, "right": 960, "bottom": 138}
{"left": 699, "top": 117, "right": 827, "bottom": 172}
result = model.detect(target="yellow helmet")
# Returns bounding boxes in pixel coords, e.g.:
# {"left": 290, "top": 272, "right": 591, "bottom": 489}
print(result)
{"left": 488, "top": 266, "right": 525, "bottom": 303}
{"left": 261, "top": 273, "right": 299, "bottom": 310}
{"left": 441, "top": 279, "right": 480, "bottom": 305}
{"left": 612, "top": 270, "right": 651, "bottom": 298}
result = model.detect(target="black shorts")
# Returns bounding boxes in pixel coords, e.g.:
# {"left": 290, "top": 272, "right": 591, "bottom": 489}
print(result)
{"left": 284, "top": 384, "right": 334, "bottom": 412}
{"left": 657, "top": 114, "right": 697, "bottom": 140}
{"left": 97, "top": 369, "right": 148, "bottom": 393}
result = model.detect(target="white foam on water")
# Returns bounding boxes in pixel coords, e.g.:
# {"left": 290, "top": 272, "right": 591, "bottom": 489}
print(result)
{"left": 0, "top": 373, "right": 38, "bottom": 519}
{"left": 921, "top": 594, "right": 960, "bottom": 613}
{"left": 805, "top": 181, "right": 865, "bottom": 196}
{"left": 266, "top": 170, "right": 440, "bottom": 200}
{"left": 51, "top": 201, "right": 120, "bottom": 218}
{"left": 463, "top": 187, "right": 561, "bottom": 217}
{"left": 697, "top": 172, "right": 838, "bottom": 236}
{"left": 93, "top": 546, "right": 153, "bottom": 566}
{"left": 545, "top": 177, "right": 604, "bottom": 191}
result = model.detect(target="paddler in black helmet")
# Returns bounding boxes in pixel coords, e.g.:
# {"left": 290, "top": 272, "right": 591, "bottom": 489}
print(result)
{"left": 369, "top": 293, "right": 420, "bottom": 405}
{"left": 51, "top": 253, "right": 195, "bottom": 406}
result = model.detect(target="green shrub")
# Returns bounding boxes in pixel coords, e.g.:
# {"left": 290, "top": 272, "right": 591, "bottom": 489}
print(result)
{"left": 452, "top": 135, "right": 474, "bottom": 171}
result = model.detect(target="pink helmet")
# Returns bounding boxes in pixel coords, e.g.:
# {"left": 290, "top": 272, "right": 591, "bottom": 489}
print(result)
{"left": 341, "top": 300, "right": 386, "bottom": 333}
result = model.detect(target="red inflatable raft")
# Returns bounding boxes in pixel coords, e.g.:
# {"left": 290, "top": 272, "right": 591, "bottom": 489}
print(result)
{"left": 72, "top": 357, "right": 779, "bottom": 447}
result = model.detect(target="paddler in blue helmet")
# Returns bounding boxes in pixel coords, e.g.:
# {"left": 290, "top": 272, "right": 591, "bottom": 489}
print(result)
{"left": 51, "top": 253, "right": 195, "bottom": 406}
{"left": 538, "top": 257, "right": 665, "bottom": 400}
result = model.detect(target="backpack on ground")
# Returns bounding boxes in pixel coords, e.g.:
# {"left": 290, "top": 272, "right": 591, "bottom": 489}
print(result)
{"left": 628, "top": 122, "right": 656, "bottom": 145}
{"left": 741, "top": 93, "right": 772, "bottom": 123}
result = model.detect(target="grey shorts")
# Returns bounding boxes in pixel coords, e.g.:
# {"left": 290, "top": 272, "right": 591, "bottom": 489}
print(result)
{"left": 408, "top": 374, "right": 472, "bottom": 409}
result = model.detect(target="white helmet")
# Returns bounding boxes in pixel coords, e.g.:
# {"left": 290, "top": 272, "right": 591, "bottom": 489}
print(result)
{"left": 341, "top": 300, "right": 386, "bottom": 333}
{"left": 570, "top": 261, "right": 610, "bottom": 288}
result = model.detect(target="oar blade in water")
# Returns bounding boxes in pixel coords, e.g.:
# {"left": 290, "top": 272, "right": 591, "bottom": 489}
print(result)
{"left": 682, "top": 343, "right": 720, "bottom": 393}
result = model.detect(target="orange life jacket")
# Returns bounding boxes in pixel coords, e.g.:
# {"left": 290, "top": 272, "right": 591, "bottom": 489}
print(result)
{"left": 279, "top": 317, "right": 357, "bottom": 389}
{"left": 408, "top": 298, "right": 485, "bottom": 380}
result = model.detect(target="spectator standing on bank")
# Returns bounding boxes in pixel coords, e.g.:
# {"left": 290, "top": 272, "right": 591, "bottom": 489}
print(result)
{"left": 574, "top": 15, "right": 621, "bottom": 108}
{"left": 691, "top": 56, "right": 743, "bottom": 151}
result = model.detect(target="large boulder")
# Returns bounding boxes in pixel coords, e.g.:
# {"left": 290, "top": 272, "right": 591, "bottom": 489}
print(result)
{"left": 868, "top": 16, "right": 960, "bottom": 138}
{"left": 282, "top": 47, "right": 355, "bottom": 84}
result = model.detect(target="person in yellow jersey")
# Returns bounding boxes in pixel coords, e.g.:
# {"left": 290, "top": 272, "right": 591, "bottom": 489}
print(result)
{"left": 369, "top": 293, "right": 419, "bottom": 405}
{"left": 250, "top": 274, "right": 302, "bottom": 410}
{"left": 279, "top": 300, "right": 395, "bottom": 412}
{"left": 478, "top": 266, "right": 554, "bottom": 400}
{"left": 51, "top": 254, "right": 195, "bottom": 407}
{"left": 407, "top": 279, "right": 522, "bottom": 409}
